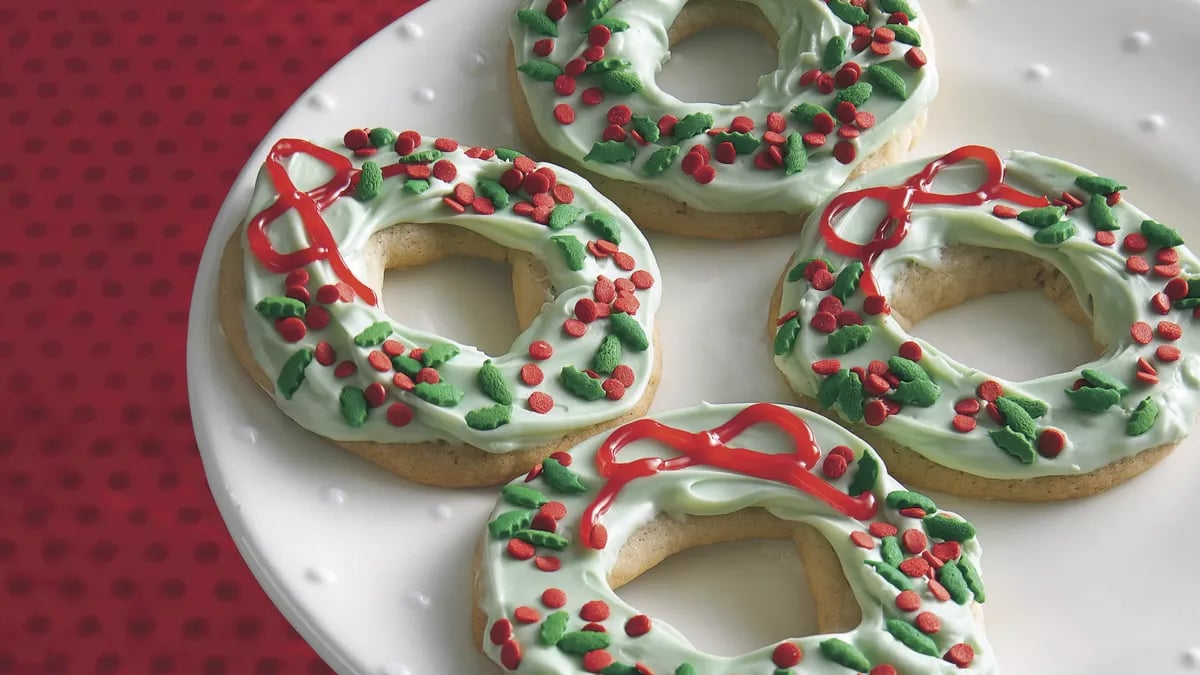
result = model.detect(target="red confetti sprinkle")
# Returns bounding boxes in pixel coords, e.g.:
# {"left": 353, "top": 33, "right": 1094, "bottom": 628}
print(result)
{"left": 579, "top": 600, "right": 610, "bottom": 622}
{"left": 715, "top": 141, "right": 737, "bottom": 164}
{"left": 367, "top": 351, "right": 392, "bottom": 372}
{"left": 554, "top": 74, "right": 577, "bottom": 96}
{"left": 305, "top": 305, "right": 331, "bottom": 330}
{"left": 899, "top": 507, "right": 926, "bottom": 519}
{"left": 553, "top": 103, "right": 576, "bottom": 124}
{"left": 275, "top": 317, "right": 306, "bottom": 342}
{"left": 607, "top": 365, "right": 634, "bottom": 387}
{"left": 316, "top": 284, "right": 341, "bottom": 304}
{"left": 541, "top": 588, "right": 567, "bottom": 608}
{"left": 944, "top": 643, "right": 974, "bottom": 668}
{"left": 1136, "top": 371, "right": 1159, "bottom": 386}
{"left": 392, "top": 372, "right": 415, "bottom": 391}
{"left": 1094, "top": 230, "right": 1116, "bottom": 246}
{"left": 816, "top": 72, "right": 835, "bottom": 93}
{"left": 343, "top": 128, "right": 370, "bottom": 150}
{"left": 991, "top": 205, "right": 1018, "bottom": 219}
{"left": 951, "top": 415, "right": 977, "bottom": 433}
{"left": 693, "top": 164, "right": 716, "bottom": 184}
{"left": 602, "top": 123, "right": 627, "bottom": 142}
{"left": 386, "top": 402, "right": 414, "bottom": 427}
{"left": 535, "top": 556, "right": 561, "bottom": 572}
{"left": 1123, "top": 233, "right": 1149, "bottom": 252}
{"left": 1154, "top": 263, "right": 1181, "bottom": 278}
{"left": 916, "top": 611, "right": 941, "bottom": 635}
{"left": 285, "top": 286, "right": 311, "bottom": 308}
{"left": 850, "top": 531, "right": 875, "bottom": 549}
{"left": 864, "top": 399, "right": 888, "bottom": 426}
{"left": 799, "top": 68, "right": 820, "bottom": 86}
{"left": 1165, "top": 277, "right": 1190, "bottom": 300}
{"left": 812, "top": 112, "right": 835, "bottom": 135}
{"left": 583, "top": 650, "right": 613, "bottom": 673}
{"left": 581, "top": 87, "right": 605, "bottom": 106}
{"left": 1157, "top": 345, "right": 1181, "bottom": 362}
{"left": 472, "top": 197, "right": 497, "bottom": 215}
{"left": 953, "top": 399, "right": 980, "bottom": 416}
{"left": 523, "top": 172, "right": 551, "bottom": 196}
{"left": 552, "top": 183, "right": 575, "bottom": 204}
{"left": 582, "top": 622, "right": 606, "bottom": 633}
{"left": 870, "top": 666, "right": 899, "bottom": 675}
{"left": 730, "top": 115, "right": 754, "bottom": 133}
{"left": 1157, "top": 247, "right": 1179, "bottom": 264}
{"left": 507, "top": 539, "right": 535, "bottom": 561}
{"left": 869, "top": 39, "right": 891, "bottom": 56}
{"left": 928, "top": 579, "right": 951, "bottom": 602}
{"left": 835, "top": 65, "right": 861, "bottom": 88}
{"left": 863, "top": 294, "right": 890, "bottom": 315}
{"left": 490, "top": 618, "right": 514, "bottom": 647}
{"left": 835, "top": 101, "right": 857, "bottom": 124}
{"left": 565, "top": 58, "right": 586, "bottom": 77}
{"left": 1151, "top": 292, "right": 1171, "bottom": 315}
{"left": 810, "top": 268, "right": 835, "bottom": 291}
{"left": 513, "top": 607, "right": 541, "bottom": 625}
{"left": 1126, "top": 256, "right": 1150, "bottom": 274}
{"left": 898, "top": 557, "right": 930, "bottom": 577}
{"left": 864, "top": 373, "right": 890, "bottom": 395}
{"left": 902, "top": 529, "right": 927, "bottom": 554}
{"left": 802, "top": 131, "right": 826, "bottom": 147}
{"left": 574, "top": 298, "right": 598, "bottom": 323}
{"left": 564, "top": 319, "right": 587, "bottom": 337}
{"left": 621, "top": 614, "right": 652, "bottom": 638}
{"left": 833, "top": 140, "right": 857, "bottom": 164}
{"left": 896, "top": 590, "right": 921, "bottom": 612}
{"left": 379, "top": 340, "right": 405, "bottom": 358}
{"left": 589, "top": 523, "right": 609, "bottom": 549}
{"left": 613, "top": 251, "right": 636, "bottom": 271}
{"left": 588, "top": 23, "right": 612, "bottom": 46}
{"left": 285, "top": 270, "right": 311, "bottom": 289}
{"left": 772, "top": 642, "right": 803, "bottom": 668}
{"left": 766, "top": 111, "right": 786, "bottom": 132}
{"left": 582, "top": 44, "right": 605, "bottom": 61}
{"left": 837, "top": 125, "right": 860, "bottom": 139}
{"left": 822, "top": 453, "right": 848, "bottom": 478}
{"left": 1158, "top": 321, "right": 1183, "bottom": 341}
{"left": 442, "top": 196, "right": 466, "bottom": 213}
{"left": 517, "top": 364, "right": 543, "bottom": 388}
{"left": 810, "top": 311, "right": 838, "bottom": 333}
{"left": 869, "top": 522, "right": 898, "bottom": 538}
{"left": 314, "top": 341, "right": 337, "bottom": 367}
{"left": 836, "top": 309, "right": 863, "bottom": 326}
{"left": 1037, "top": 428, "right": 1066, "bottom": 458}
{"left": 500, "top": 639, "right": 522, "bottom": 670}
{"left": 531, "top": 513, "right": 557, "bottom": 533}
{"left": 905, "top": 46, "right": 928, "bottom": 69}
{"left": 812, "top": 298, "right": 840, "bottom": 318}
{"left": 1131, "top": 321, "right": 1153, "bottom": 344}
{"left": 1138, "top": 357, "right": 1158, "bottom": 374}
{"left": 415, "top": 367, "right": 440, "bottom": 385}
{"left": 977, "top": 380, "right": 1003, "bottom": 402}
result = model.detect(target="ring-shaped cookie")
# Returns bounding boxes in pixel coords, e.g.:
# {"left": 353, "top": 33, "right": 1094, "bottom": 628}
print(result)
{"left": 509, "top": 0, "right": 937, "bottom": 237}
{"left": 218, "top": 128, "right": 661, "bottom": 486}
{"left": 475, "top": 403, "right": 992, "bottom": 673}
{"left": 771, "top": 145, "right": 1199, "bottom": 499}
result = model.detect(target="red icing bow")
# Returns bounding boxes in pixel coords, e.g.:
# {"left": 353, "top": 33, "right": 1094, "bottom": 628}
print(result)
{"left": 578, "top": 403, "right": 878, "bottom": 550}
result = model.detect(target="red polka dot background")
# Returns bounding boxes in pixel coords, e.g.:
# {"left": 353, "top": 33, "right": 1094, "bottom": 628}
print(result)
{"left": 0, "top": 3, "right": 422, "bottom": 672}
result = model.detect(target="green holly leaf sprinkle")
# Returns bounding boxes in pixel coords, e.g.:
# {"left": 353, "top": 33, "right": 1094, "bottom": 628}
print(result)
{"left": 887, "top": 379, "right": 940, "bottom": 407}
{"left": 958, "top": 555, "right": 986, "bottom": 603}
{"left": 516, "top": 59, "right": 563, "bottom": 82}
{"left": 1017, "top": 205, "right": 1066, "bottom": 228}
{"left": 988, "top": 426, "right": 1037, "bottom": 464}
{"left": 885, "top": 619, "right": 939, "bottom": 657}
{"left": 585, "top": 212, "right": 622, "bottom": 244}
{"left": 277, "top": 348, "right": 313, "bottom": 400}
{"left": 711, "top": 131, "right": 761, "bottom": 154}
{"left": 550, "top": 234, "right": 586, "bottom": 271}
{"left": 827, "top": 324, "right": 872, "bottom": 355}
{"left": 255, "top": 296, "right": 306, "bottom": 319}
{"left": 478, "top": 361, "right": 512, "bottom": 405}
{"left": 583, "top": 17, "right": 630, "bottom": 33}
{"left": 1004, "top": 393, "right": 1048, "bottom": 418}
{"left": 548, "top": 204, "right": 584, "bottom": 230}
{"left": 412, "top": 381, "right": 465, "bottom": 407}
{"left": 880, "top": 535, "right": 903, "bottom": 566}
{"left": 488, "top": 509, "right": 536, "bottom": 539}
{"left": 353, "top": 321, "right": 392, "bottom": 347}
{"left": 879, "top": 0, "right": 917, "bottom": 18}
{"left": 674, "top": 665, "right": 697, "bottom": 675}
{"left": 643, "top": 145, "right": 679, "bottom": 176}
{"left": 835, "top": 81, "right": 873, "bottom": 107}
{"left": 866, "top": 64, "right": 907, "bottom": 100}
{"left": 828, "top": 0, "right": 868, "bottom": 25}
{"left": 600, "top": 69, "right": 643, "bottom": 94}
{"left": 774, "top": 316, "right": 801, "bottom": 356}
{"left": 838, "top": 370, "right": 865, "bottom": 422}
{"left": 671, "top": 112, "right": 713, "bottom": 139}
{"left": 586, "top": 58, "right": 631, "bottom": 74}
{"left": 1087, "top": 195, "right": 1119, "bottom": 231}
{"left": 885, "top": 490, "right": 938, "bottom": 514}
{"left": 584, "top": 0, "right": 616, "bottom": 21}
{"left": 1142, "top": 219, "right": 1184, "bottom": 247}
{"left": 1033, "top": 219, "right": 1075, "bottom": 245}
{"left": 540, "top": 610, "right": 569, "bottom": 645}
{"left": 516, "top": 9, "right": 558, "bottom": 36}
{"left": 500, "top": 484, "right": 548, "bottom": 508}
{"left": 477, "top": 179, "right": 509, "bottom": 208}
{"left": 422, "top": 342, "right": 459, "bottom": 367}
{"left": 592, "top": 334, "right": 622, "bottom": 374}
{"left": 823, "top": 35, "right": 846, "bottom": 70}
{"left": 514, "top": 528, "right": 569, "bottom": 550}
{"left": 786, "top": 257, "right": 833, "bottom": 282}
{"left": 819, "top": 638, "right": 871, "bottom": 671}
{"left": 887, "top": 23, "right": 922, "bottom": 46}
{"left": 1081, "top": 368, "right": 1130, "bottom": 395}
{"left": 886, "top": 356, "right": 930, "bottom": 383}
{"left": 396, "top": 149, "right": 442, "bottom": 164}
{"left": 818, "top": 369, "right": 851, "bottom": 408}
{"left": 1074, "top": 175, "right": 1127, "bottom": 195}
{"left": 847, "top": 451, "right": 878, "bottom": 496}
{"left": 1126, "top": 396, "right": 1159, "bottom": 436}
{"left": 390, "top": 354, "right": 422, "bottom": 376}
{"left": 1066, "top": 385, "right": 1121, "bottom": 412}
{"left": 495, "top": 147, "right": 524, "bottom": 161}
{"left": 924, "top": 514, "right": 977, "bottom": 542}
{"left": 367, "top": 127, "right": 396, "bottom": 147}
{"left": 631, "top": 115, "right": 660, "bottom": 143}
{"left": 937, "top": 560, "right": 972, "bottom": 604}
{"left": 557, "top": 630, "right": 611, "bottom": 655}
{"left": 584, "top": 140, "right": 637, "bottom": 164}
{"left": 339, "top": 387, "right": 368, "bottom": 427}
{"left": 865, "top": 560, "right": 913, "bottom": 591}
{"left": 831, "top": 261, "right": 864, "bottom": 302}
{"left": 404, "top": 178, "right": 430, "bottom": 195}
{"left": 790, "top": 102, "right": 830, "bottom": 125}
{"left": 541, "top": 458, "right": 588, "bottom": 494}
{"left": 994, "top": 396, "right": 1038, "bottom": 442}
{"left": 609, "top": 312, "right": 649, "bottom": 351}
{"left": 561, "top": 366, "right": 606, "bottom": 401}
{"left": 352, "top": 159, "right": 381, "bottom": 199}
{"left": 784, "top": 133, "right": 807, "bottom": 175}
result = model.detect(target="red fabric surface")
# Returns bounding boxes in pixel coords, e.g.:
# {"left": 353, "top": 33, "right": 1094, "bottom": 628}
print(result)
{"left": 1, "top": 2, "right": 424, "bottom": 672}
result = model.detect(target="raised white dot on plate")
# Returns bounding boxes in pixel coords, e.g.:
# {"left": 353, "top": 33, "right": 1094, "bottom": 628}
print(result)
{"left": 381, "top": 664, "right": 411, "bottom": 675}
{"left": 1024, "top": 64, "right": 1051, "bottom": 81}
{"left": 321, "top": 487, "right": 347, "bottom": 506}
{"left": 239, "top": 426, "right": 258, "bottom": 444}
{"left": 225, "top": 490, "right": 242, "bottom": 510}
{"left": 1122, "top": 31, "right": 1152, "bottom": 52}
{"left": 413, "top": 87, "right": 436, "bottom": 103}
{"left": 1183, "top": 647, "right": 1200, "bottom": 668}
{"left": 304, "top": 567, "right": 338, "bottom": 585}
{"left": 396, "top": 22, "right": 423, "bottom": 39}
{"left": 308, "top": 91, "right": 337, "bottom": 111}
{"left": 430, "top": 503, "right": 452, "bottom": 520}
{"left": 462, "top": 49, "right": 490, "bottom": 73}
{"left": 1139, "top": 114, "right": 1166, "bottom": 132}
{"left": 405, "top": 590, "right": 432, "bottom": 609}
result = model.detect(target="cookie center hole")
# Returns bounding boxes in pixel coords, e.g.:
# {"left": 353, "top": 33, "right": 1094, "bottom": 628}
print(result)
{"left": 659, "top": 0, "right": 778, "bottom": 105}
{"left": 891, "top": 247, "right": 1098, "bottom": 380}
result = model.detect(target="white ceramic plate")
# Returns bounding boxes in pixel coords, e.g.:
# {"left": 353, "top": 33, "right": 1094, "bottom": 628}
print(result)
{"left": 187, "top": 1, "right": 1200, "bottom": 673}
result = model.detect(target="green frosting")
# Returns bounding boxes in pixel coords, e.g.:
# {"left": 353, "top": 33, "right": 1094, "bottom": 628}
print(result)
{"left": 548, "top": 204, "right": 584, "bottom": 230}
{"left": 1004, "top": 393, "right": 1048, "bottom": 418}
{"left": 819, "top": 638, "right": 871, "bottom": 671}
{"left": 866, "top": 64, "right": 908, "bottom": 100}
{"left": 827, "top": 325, "right": 872, "bottom": 355}
{"left": 500, "top": 484, "right": 548, "bottom": 508}
{"left": 924, "top": 514, "right": 976, "bottom": 542}
{"left": 550, "top": 235, "right": 586, "bottom": 271}
{"left": 584, "top": 0, "right": 616, "bottom": 21}
{"left": 643, "top": 145, "right": 680, "bottom": 176}
{"left": 585, "top": 140, "right": 637, "bottom": 164}
{"left": 488, "top": 509, "right": 536, "bottom": 539}
{"left": 774, "top": 317, "right": 801, "bottom": 356}
{"left": 831, "top": 261, "right": 864, "bottom": 302}
{"left": 353, "top": 320, "right": 392, "bottom": 347}
{"left": 513, "top": 528, "right": 569, "bottom": 550}
{"left": 276, "top": 348, "right": 313, "bottom": 400}
{"left": 592, "top": 334, "right": 623, "bottom": 374}
{"left": 585, "top": 212, "right": 622, "bottom": 244}
{"left": 818, "top": 369, "right": 850, "bottom": 407}
{"left": 1066, "top": 385, "right": 1121, "bottom": 412}
{"left": 412, "top": 381, "right": 465, "bottom": 407}
{"left": 878, "top": 0, "right": 917, "bottom": 18}
{"left": 561, "top": 366, "right": 606, "bottom": 400}
{"left": 478, "top": 361, "right": 513, "bottom": 405}
{"left": 609, "top": 312, "right": 649, "bottom": 351}
{"left": 516, "top": 59, "right": 563, "bottom": 82}
{"left": 1126, "top": 396, "right": 1159, "bottom": 436}
{"left": 255, "top": 295, "right": 306, "bottom": 319}
{"left": 885, "top": 619, "right": 939, "bottom": 657}
{"left": 396, "top": 149, "right": 442, "bottom": 164}
{"left": 355, "top": 160, "right": 383, "bottom": 200}
{"left": 674, "top": 665, "right": 697, "bottom": 675}
{"left": 988, "top": 426, "right": 1037, "bottom": 464}
{"left": 339, "top": 387, "right": 368, "bottom": 427}
{"left": 585, "top": 58, "right": 631, "bottom": 75}
{"left": 671, "top": 112, "right": 713, "bottom": 139}
{"left": 516, "top": 9, "right": 558, "bottom": 36}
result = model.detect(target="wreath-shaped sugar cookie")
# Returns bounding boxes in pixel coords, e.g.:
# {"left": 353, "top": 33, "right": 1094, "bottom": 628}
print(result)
{"left": 475, "top": 403, "right": 992, "bottom": 673}
{"left": 509, "top": 0, "right": 937, "bottom": 238}
{"left": 218, "top": 129, "right": 662, "bottom": 486}
{"left": 771, "top": 145, "right": 1198, "bottom": 499}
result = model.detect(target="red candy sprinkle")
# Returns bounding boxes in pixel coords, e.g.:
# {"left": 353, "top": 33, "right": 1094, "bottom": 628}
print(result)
{"left": 772, "top": 642, "right": 803, "bottom": 668}
{"left": 367, "top": 351, "right": 392, "bottom": 372}
{"left": 583, "top": 650, "right": 613, "bottom": 673}
{"left": 837, "top": 310, "right": 863, "bottom": 326}
{"left": 810, "top": 311, "right": 838, "bottom": 333}
{"left": 564, "top": 319, "right": 587, "bottom": 337}
{"left": 896, "top": 590, "right": 921, "bottom": 612}
{"left": 588, "top": 24, "right": 612, "bottom": 46}
{"left": 526, "top": 340, "right": 554, "bottom": 361}
{"left": 514, "top": 606, "right": 541, "bottom": 624}
{"left": 1157, "top": 247, "right": 1179, "bottom": 264}
{"left": 1137, "top": 371, "right": 1160, "bottom": 386}
{"left": 1151, "top": 293, "right": 1172, "bottom": 315}
{"left": 766, "top": 111, "right": 786, "bottom": 132}
{"left": 580, "top": 600, "right": 610, "bottom": 622}
{"left": 489, "top": 618, "right": 512, "bottom": 646}
{"left": 898, "top": 557, "right": 930, "bottom": 577}
{"left": 954, "top": 399, "right": 980, "bottom": 416}
{"left": 392, "top": 373, "right": 414, "bottom": 391}
{"left": 810, "top": 268, "right": 835, "bottom": 290}
{"left": 944, "top": 643, "right": 975, "bottom": 668}
{"left": 314, "top": 341, "right": 336, "bottom": 366}
{"left": 541, "top": 502, "right": 567, "bottom": 521}
{"left": 316, "top": 284, "right": 341, "bottom": 304}
{"left": 869, "top": 522, "right": 898, "bottom": 538}
{"left": 343, "top": 128, "right": 370, "bottom": 150}
{"left": 553, "top": 103, "right": 576, "bottom": 124}
{"left": 870, "top": 667, "right": 899, "bottom": 675}
{"left": 822, "top": 453, "right": 848, "bottom": 478}
{"left": 305, "top": 305, "right": 330, "bottom": 330}
{"left": 285, "top": 269, "right": 310, "bottom": 288}
{"left": 1157, "top": 345, "right": 1181, "bottom": 362}
{"left": 386, "top": 402, "right": 414, "bottom": 427}
{"left": 574, "top": 298, "right": 599, "bottom": 323}
{"left": 932, "top": 541, "right": 961, "bottom": 561}
{"left": 582, "top": 45, "right": 605, "bottom": 62}
{"left": 416, "top": 368, "right": 440, "bottom": 385}
{"left": 863, "top": 294, "right": 890, "bottom": 315}
{"left": 589, "top": 523, "right": 608, "bottom": 549}
{"left": 520, "top": 363, "right": 545, "bottom": 387}
{"left": 992, "top": 205, "right": 1018, "bottom": 219}
{"left": 1123, "top": 233, "right": 1149, "bottom": 252}
{"left": 542, "top": 588, "right": 567, "bottom": 608}
{"left": 817, "top": 296, "right": 844, "bottom": 315}
{"left": 811, "top": 359, "right": 841, "bottom": 375}
{"left": 1037, "top": 428, "right": 1066, "bottom": 458}
{"left": 535, "top": 556, "right": 561, "bottom": 572}
{"left": 898, "top": 340, "right": 922, "bottom": 361}
{"left": 613, "top": 252, "right": 636, "bottom": 271}
{"left": 833, "top": 140, "right": 857, "bottom": 164}
{"left": 630, "top": 270, "right": 655, "bottom": 289}
{"left": 977, "top": 380, "right": 1003, "bottom": 402}
{"left": 625, "top": 614, "right": 652, "bottom": 637}
{"left": 275, "top": 317, "right": 306, "bottom": 342}
{"left": 899, "top": 507, "right": 926, "bottom": 519}
{"left": 602, "top": 379, "right": 626, "bottom": 400}
{"left": 716, "top": 141, "right": 737, "bottom": 164}
{"left": 442, "top": 196, "right": 466, "bottom": 213}
{"left": 528, "top": 391, "right": 554, "bottom": 415}
{"left": 1158, "top": 321, "right": 1183, "bottom": 341}
{"left": 1094, "top": 230, "right": 1116, "bottom": 246}
{"left": 902, "top": 529, "right": 927, "bottom": 554}
{"left": 835, "top": 65, "right": 860, "bottom": 88}
{"left": 916, "top": 612, "right": 941, "bottom": 635}
{"left": 1166, "top": 277, "right": 1190, "bottom": 300}
{"left": 905, "top": 46, "right": 928, "bottom": 69}
{"left": 850, "top": 531, "right": 875, "bottom": 549}
{"left": 928, "top": 579, "right": 951, "bottom": 602}
{"left": 500, "top": 639, "right": 521, "bottom": 670}
{"left": 952, "top": 415, "right": 977, "bottom": 433}
{"left": 864, "top": 399, "right": 888, "bottom": 426}
{"left": 1131, "top": 321, "right": 1153, "bottom": 344}
{"left": 1126, "top": 256, "right": 1150, "bottom": 274}
{"left": 693, "top": 164, "right": 716, "bottom": 184}
{"left": 609, "top": 365, "right": 635, "bottom": 387}
{"left": 507, "top": 539, "right": 535, "bottom": 561}
{"left": 864, "top": 374, "right": 890, "bottom": 395}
